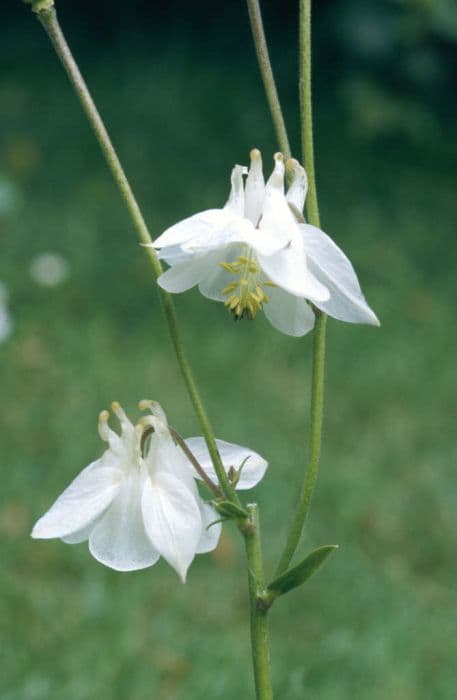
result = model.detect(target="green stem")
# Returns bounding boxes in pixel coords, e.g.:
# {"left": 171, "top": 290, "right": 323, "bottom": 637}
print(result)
{"left": 300, "top": 0, "right": 320, "bottom": 228}
{"left": 275, "top": 0, "right": 327, "bottom": 575}
{"left": 246, "top": 0, "right": 291, "bottom": 159}
{"left": 242, "top": 505, "right": 273, "bottom": 700}
{"left": 34, "top": 6, "right": 237, "bottom": 504}
{"left": 275, "top": 311, "right": 326, "bottom": 574}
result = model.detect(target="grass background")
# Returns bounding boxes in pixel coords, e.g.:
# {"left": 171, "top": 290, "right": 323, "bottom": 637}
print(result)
{"left": 1, "top": 1, "right": 456, "bottom": 698}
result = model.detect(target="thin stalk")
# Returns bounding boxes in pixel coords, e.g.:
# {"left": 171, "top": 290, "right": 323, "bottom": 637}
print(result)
{"left": 300, "top": 0, "right": 320, "bottom": 228}
{"left": 140, "top": 425, "right": 221, "bottom": 497}
{"left": 34, "top": 6, "right": 237, "bottom": 504}
{"left": 275, "top": 310, "right": 326, "bottom": 574}
{"left": 168, "top": 427, "right": 222, "bottom": 497}
{"left": 275, "top": 0, "right": 327, "bottom": 575}
{"left": 242, "top": 504, "right": 273, "bottom": 700}
{"left": 246, "top": 0, "right": 291, "bottom": 159}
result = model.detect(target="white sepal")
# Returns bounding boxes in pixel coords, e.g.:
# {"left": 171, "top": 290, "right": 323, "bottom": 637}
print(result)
{"left": 300, "top": 224, "right": 380, "bottom": 325}
{"left": 184, "top": 437, "right": 268, "bottom": 490}
{"left": 257, "top": 242, "right": 329, "bottom": 301}
{"left": 197, "top": 243, "right": 244, "bottom": 301}
{"left": 182, "top": 216, "right": 283, "bottom": 257}
{"left": 158, "top": 253, "right": 218, "bottom": 293}
{"left": 196, "top": 501, "right": 222, "bottom": 554}
{"left": 142, "top": 472, "right": 202, "bottom": 582}
{"left": 89, "top": 467, "right": 160, "bottom": 572}
{"left": 263, "top": 286, "right": 315, "bottom": 337}
{"left": 31, "top": 459, "right": 122, "bottom": 540}
{"left": 152, "top": 209, "right": 229, "bottom": 250}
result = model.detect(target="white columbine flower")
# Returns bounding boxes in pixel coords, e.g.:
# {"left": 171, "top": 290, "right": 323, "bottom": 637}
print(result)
{"left": 31, "top": 401, "right": 267, "bottom": 581}
{"left": 150, "top": 149, "right": 379, "bottom": 337}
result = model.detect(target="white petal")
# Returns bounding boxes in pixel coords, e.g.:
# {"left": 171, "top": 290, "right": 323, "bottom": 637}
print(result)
{"left": 98, "top": 405, "right": 141, "bottom": 466}
{"left": 196, "top": 501, "right": 222, "bottom": 554}
{"left": 224, "top": 164, "right": 247, "bottom": 216}
{"left": 259, "top": 153, "right": 298, "bottom": 247}
{"left": 89, "top": 468, "right": 160, "bottom": 572}
{"left": 152, "top": 209, "right": 229, "bottom": 249}
{"left": 300, "top": 225, "right": 380, "bottom": 325}
{"left": 98, "top": 410, "right": 122, "bottom": 448}
{"left": 257, "top": 242, "right": 330, "bottom": 301}
{"left": 111, "top": 401, "right": 135, "bottom": 436}
{"left": 157, "top": 253, "right": 217, "bottom": 293}
{"left": 244, "top": 149, "right": 265, "bottom": 226}
{"left": 145, "top": 423, "right": 197, "bottom": 486}
{"left": 263, "top": 286, "right": 315, "bottom": 337}
{"left": 286, "top": 159, "right": 308, "bottom": 216}
{"left": 139, "top": 399, "right": 169, "bottom": 426}
{"left": 266, "top": 152, "right": 286, "bottom": 191}
{"left": 184, "top": 438, "right": 268, "bottom": 490}
{"left": 142, "top": 473, "right": 202, "bottom": 582}
{"left": 31, "top": 459, "right": 122, "bottom": 540}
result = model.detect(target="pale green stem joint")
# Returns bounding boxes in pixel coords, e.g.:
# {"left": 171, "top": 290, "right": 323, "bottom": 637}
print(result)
{"left": 242, "top": 504, "right": 273, "bottom": 700}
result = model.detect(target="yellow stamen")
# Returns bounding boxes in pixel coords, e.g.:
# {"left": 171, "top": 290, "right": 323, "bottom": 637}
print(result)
{"left": 219, "top": 262, "right": 235, "bottom": 272}
{"left": 221, "top": 282, "right": 238, "bottom": 295}
{"left": 219, "top": 253, "right": 276, "bottom": 320}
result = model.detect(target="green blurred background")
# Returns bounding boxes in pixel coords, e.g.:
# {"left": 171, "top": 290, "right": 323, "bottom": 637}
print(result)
{"left": 1, "top": 1, "right": 456, "bottom": 698}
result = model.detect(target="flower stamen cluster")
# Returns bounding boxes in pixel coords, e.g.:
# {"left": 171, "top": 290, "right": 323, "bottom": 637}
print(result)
{"left": 220, "top": 254, "right": 276, "bottom": 319}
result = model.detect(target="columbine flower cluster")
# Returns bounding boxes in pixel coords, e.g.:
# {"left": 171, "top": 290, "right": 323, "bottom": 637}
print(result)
{"left": 150, "top": 150, "right": 379, "bottom": 336}
{"left": 31, "top": 150, "right": 380, "bottom": 583}
{"left": 32, "top": 401, "right": 267, "bottom": 581}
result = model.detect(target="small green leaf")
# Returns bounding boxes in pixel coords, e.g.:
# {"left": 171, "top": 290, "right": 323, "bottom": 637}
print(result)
{"left": 228, "top": 455, "right": 251, "bottom": 487}
{"left": 214, "top": 500, "right": 248, "bottom": 519}
{"left": 267, "top": 545, "right": 338, "bottom": 597}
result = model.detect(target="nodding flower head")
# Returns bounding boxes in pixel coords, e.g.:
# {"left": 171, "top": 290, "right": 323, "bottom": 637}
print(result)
{"left": 150, "top": 149, "right": 379, "bottom": 336}
{"left": 32, "top": 401, "right": 268, "bottom": 579}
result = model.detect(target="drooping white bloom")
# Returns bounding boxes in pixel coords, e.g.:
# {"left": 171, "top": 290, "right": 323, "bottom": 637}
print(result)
{"left": 150, "top": 150, "right": 379, "bottom": 337}
{"left": 31, "top": 401, "right": 267, "bottom": 580}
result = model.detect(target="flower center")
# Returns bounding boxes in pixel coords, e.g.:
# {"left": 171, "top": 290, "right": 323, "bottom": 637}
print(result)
{"left": 219, "top": 252, "right": 276, "bottom": 320}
